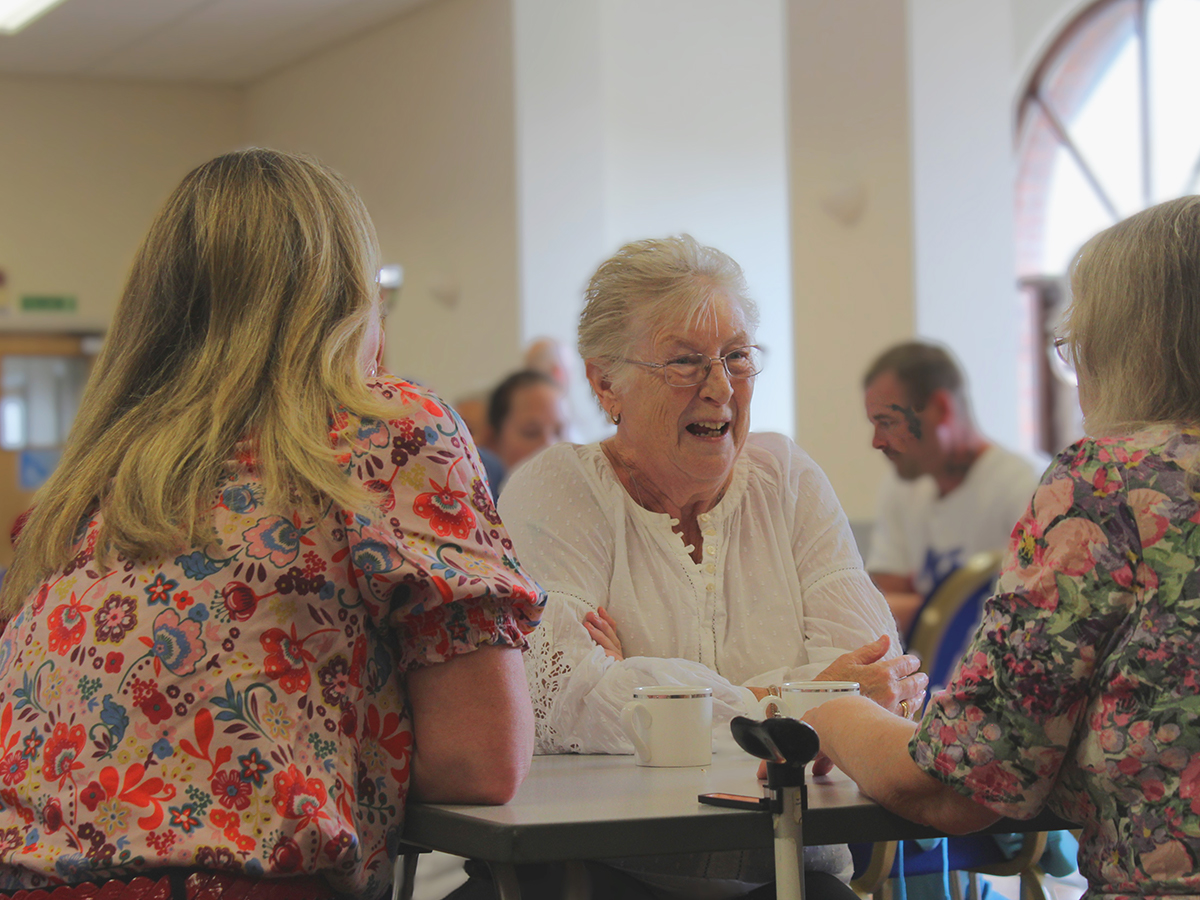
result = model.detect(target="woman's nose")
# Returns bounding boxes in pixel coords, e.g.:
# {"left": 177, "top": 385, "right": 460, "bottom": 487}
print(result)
{"left": 699, "top": 359, "right": 734, "bottom": 401}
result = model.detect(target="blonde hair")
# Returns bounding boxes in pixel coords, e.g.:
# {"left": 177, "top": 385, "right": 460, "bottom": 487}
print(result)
{"left": 1064, "top": 195, "right": 1200, "bottom": 434}
{"left": 578, "top": 234, "right": 758, "bottom": 391}
{"left": 1, "top": 148, "right": 387, "bottom": 614}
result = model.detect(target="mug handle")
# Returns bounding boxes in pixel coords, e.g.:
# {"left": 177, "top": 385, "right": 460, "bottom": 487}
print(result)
{"left": 619, "top": 701, "right": 653, "bottom": 762}
{"left": 756, "top": 695, "right": 784, "bottom": 719}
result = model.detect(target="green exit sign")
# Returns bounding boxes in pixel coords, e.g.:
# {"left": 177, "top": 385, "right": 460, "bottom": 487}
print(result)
{"left": 20, "top": 294, "right": 77, "bottom": 313}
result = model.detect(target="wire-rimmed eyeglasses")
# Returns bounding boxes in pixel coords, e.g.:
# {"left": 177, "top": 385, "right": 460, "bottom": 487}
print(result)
{"left": 623, "top": 345, "right": 765, "bottom": 387}
{"left": 1050, "top": 336, "right": 1078, "bottom": 387}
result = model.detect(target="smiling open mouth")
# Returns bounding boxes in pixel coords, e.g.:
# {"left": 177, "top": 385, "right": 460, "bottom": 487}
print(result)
{"left": 687, "top": 422, "right": 729, "bottom": 437}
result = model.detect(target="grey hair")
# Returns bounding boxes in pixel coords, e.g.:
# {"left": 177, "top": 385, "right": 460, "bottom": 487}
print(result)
{"left": 1065, "top": 195, "right": 1200, "bottom": 434}
{"left": 578, "top": 235, "right": 758, "bottom": 388}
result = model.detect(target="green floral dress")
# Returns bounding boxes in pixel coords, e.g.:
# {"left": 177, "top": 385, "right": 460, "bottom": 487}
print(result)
{"left": 0, "top": 376, "right": 544, "bottom": 898}
{"left": 911, "top": 426, "right": 1200, "bottom": 899}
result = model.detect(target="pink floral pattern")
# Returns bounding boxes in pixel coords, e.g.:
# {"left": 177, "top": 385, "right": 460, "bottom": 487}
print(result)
{"left": 0, "top": 376, "right": 543, "bottom": 897}
{"left": 912, "top": 426, "right": 1200, "bottom": 899}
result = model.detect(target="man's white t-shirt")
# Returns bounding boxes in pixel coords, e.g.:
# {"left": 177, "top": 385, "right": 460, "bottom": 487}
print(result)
{"left": 866, "top": 444, "right": 1043, "bottom": 598}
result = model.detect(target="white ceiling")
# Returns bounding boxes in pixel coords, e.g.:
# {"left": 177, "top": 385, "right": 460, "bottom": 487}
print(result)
{"left": 0, "top": 0, "right": 433, "bottom": 85}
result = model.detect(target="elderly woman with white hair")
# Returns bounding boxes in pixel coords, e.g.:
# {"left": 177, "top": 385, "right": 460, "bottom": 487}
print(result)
{"left": 804, "top": 196, "right": 1200, "bottom": 899}
{"left": 487, "top": 235, "right": 928, "bottom": 900}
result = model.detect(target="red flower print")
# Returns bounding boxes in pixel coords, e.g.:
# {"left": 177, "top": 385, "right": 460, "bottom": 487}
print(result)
{"left": 324, "top": 830, "right": 357, "bottom": 863}
{"left": 174, "top": 591, "right": 195, "bottom": 610}
{"left": 80, "top": 781, "right": 105, "bottom": 812}
{"left": 269, "top": 835, "right": 303, "bottom": 873}
{"left": 271, "top": 764, "right": 328, "bottom": 827}
{"left": 93, "top": 593, "right": 138, "bottom": 643}
{"left": 211, "top": 770, "right": 252, "bottom": 810}
{"left": 262, "top": 626, "right": 317, "bottom": 694}
{"left": 104, "top": 652, "right": 124, "bottom": 674}
{"left": 30, "top": 585, "right": 47, "bottom": 616}
{"left": 41, "top": 722, "right": 86, "bottom": 787}
{"left": 42, "top": 797, "right": 62, "bottom": 834}
{"left": 221, "top": 582, "right": 259, "bottom": 622}
{"left": 0, "top": 752, "right": 26, "bottom": 786}
{"left": 140, "top": 690, "right": 173, "bottom": 724}
{"left": 46, "top": 596, "right": 91, "bottom": 655}
{"left": 413, "top": 458, "right": 476, "bottom": 539}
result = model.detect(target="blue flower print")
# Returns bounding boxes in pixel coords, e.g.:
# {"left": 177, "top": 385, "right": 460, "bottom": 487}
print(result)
{"left": 242, "top": 516, "right": 301, "bottom": 567}
{"left": 237, "top": 748, "right": 273, "bottom": 787}
{"left": 152, "top": 738, "right": 174, "bottom": 759}
{"left": 357, "top": 418, "right": 390, "bottom": 448}
{"left": 150, "top": 609, "right": 207, "bottom": 676}
{"left": 352, "top": 540, "right": 400, "bottom": 576}
{"left": 144, "top": 573, "right": 178, "bottom": 607}
{"left": 98, "top": 695, "right": 129, "bottom": 746}
{"left": 221, "top": 485, "right": 258, "bottom": 514}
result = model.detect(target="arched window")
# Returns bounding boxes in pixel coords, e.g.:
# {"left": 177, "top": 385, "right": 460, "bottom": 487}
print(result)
{"left": 1016, "top": 0, "right": 1200, "bottom": 453}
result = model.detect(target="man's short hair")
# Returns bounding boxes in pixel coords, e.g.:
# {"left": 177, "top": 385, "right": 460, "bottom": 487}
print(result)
{"left": 862, "top": 342, "right": 964, "bottom": 410}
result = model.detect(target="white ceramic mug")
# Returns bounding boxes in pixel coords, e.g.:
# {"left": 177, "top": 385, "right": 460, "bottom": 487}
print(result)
{"left": 620, "top": 685, "right": 713, "bottom": 767}
{"left": 756, "top": 680, "right": 859, "bottom": 720}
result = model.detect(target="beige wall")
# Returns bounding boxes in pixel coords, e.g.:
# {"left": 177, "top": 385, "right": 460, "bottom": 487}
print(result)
{"left": 787, "top": 0, "right": 914, "bottom": 518}
{"left": 244, "top": 0, "right": 520, "bottom": 405}
{"left": 0, "top": 75, "right": 242, "bottom": 331}
{"left": 0, "top": 0, "right": 1093, "bottom": 519}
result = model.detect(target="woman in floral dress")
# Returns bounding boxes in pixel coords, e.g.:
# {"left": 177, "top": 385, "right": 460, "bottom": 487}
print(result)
{"left": 805, "top": 196, "right": 1200, "bottom": 897}
{"left": 0, "top": 149, "right": 543, "bottom": 900}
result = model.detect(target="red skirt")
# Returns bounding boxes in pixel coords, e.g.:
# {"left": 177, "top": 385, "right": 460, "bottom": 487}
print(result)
{"left": 0, "top": 871, "right": 341, "bottom": 900}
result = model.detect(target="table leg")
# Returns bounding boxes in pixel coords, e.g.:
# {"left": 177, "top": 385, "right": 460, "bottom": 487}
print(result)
{"left": 561, "top": 860, "right": 591, "bottom": 900}
{"left": 488, "top": 862, "right": 523, "bottom": 900}
{"left": 394, "top": 850, "right": 420, "bottom": 900}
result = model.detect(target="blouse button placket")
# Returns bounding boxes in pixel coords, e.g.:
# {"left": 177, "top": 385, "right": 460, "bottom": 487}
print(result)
{"left": 698, "top": 515, "right": 719, "bottom": 668}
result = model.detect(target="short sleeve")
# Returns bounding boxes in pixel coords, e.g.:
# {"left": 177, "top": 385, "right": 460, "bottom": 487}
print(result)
{"left": 909, "top": 442, "right": 1140, "bottom": 818}
{"left": 335, "top": 378, "right": 545, "bottom": 670}
{"left": 866, "top": 472, "right": 911, "bottom": 575}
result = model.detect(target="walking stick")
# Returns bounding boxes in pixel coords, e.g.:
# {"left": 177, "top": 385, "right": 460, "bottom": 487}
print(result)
{"left": 698, "top": 716, "right": 820, "bottom": 900}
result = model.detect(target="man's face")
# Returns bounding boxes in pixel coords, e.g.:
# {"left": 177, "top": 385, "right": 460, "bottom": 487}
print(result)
{"left": 864, "top": 370, "right": 936, "bottom": 480}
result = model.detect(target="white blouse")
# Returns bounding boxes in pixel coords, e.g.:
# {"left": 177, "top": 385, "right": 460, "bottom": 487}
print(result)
{"left": 499, "top": 433, "right": 901, "bottom": 755}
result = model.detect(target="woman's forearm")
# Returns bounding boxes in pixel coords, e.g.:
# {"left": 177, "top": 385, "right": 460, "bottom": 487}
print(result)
{"left": 804, "top": 696, "right": 1000, "bottom": 834}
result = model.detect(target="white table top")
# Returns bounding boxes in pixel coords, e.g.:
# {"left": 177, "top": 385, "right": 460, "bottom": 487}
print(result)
{"left": 402, "top": 745, "right": 1071, "bottom": 864}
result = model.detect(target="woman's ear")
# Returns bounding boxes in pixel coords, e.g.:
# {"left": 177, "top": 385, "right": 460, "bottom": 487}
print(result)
{"left": 586, "top": 359, "right": 620, "bottom": 421}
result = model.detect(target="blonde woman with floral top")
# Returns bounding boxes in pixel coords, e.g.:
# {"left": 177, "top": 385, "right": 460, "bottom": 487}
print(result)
{"left": 806, "top": 196, "right": 1200, "bottom": 898}
{"left": 0, "top": 149, "right": 543, "bottom": 900}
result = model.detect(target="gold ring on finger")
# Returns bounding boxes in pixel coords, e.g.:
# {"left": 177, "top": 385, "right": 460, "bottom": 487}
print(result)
{"left": 899, "top": 699, "right": 910, "bottom": 718}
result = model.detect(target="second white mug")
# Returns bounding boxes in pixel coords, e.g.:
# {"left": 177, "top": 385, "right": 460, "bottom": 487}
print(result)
{"left": 756, "top": 680, "right": 859, "bottom": 720}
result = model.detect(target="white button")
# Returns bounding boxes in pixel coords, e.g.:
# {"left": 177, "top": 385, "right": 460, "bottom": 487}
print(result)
{"left": 704, "top": 528, "right": 716, "bottom": 537}
{"left": 706, "top": 583, "right": 715, "bottom": 592}
{"left": 705, "top": 563, "right": 716, "bottom": 574}
{"left": 705, "top": 545, "right": 715, "bottom": 556}
{"left": 699, "top": 513, "right": 710, "bottom": 522}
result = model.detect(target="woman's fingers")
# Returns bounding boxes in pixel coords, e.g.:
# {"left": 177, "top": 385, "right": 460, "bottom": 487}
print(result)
{"left": 584, "top": 611, "right": 624, "bottom": 661}
{"left": 597, "top": 606, "right": 618, "bottom": 629}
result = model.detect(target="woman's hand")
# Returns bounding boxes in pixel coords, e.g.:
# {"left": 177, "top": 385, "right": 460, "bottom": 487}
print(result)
{"left": 584, "top": 606, "right": 624, "bottom": 661}
{"left": 818, "top": 635, "right": 927, "bottom": 718}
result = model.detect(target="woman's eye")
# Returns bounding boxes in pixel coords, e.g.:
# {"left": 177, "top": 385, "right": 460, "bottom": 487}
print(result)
{"left": 667, "top": 355, "right": 703, "bottom": 367}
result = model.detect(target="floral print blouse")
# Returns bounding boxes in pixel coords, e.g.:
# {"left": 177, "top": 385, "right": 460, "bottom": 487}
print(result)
{"left": 911, "top": 426, "right": 1200, "bottom": 899}
{"left": 0, "top": 376, "right": 544, "bottom": 899}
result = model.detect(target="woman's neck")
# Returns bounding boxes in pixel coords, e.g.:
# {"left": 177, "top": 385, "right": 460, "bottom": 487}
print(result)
{"left": 601, "top": 441, "right": 729, "bottom": 563}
